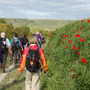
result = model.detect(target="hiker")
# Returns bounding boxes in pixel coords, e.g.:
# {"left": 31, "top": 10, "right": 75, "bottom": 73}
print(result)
{"left": 10, "top": 33, "right": 21, "bottom": 65}
{"left": 0, "top": 32, "right": 12, "bottom": 73}
{"left": 39, "top": 32, "right": 45, "bottom": 48}
{"left": 23, "top": 34, "right": 28, "bottom": 49}
{"left": 36, "top": 31, "right": 42, "bottom": 43}
{"left": 18, "top": 35, "right": 48, "bottom": 90}
{"left": 39, "top": 32, "right": 45, "bottom": 44}
{"left": 25, "top": 33, "right": 41, "bottom": 48}
{"left": 18, "top": 34, "right": 24, "bottom": 60}
{"left": 17, "top": 40, "right": 23, "bottom": 62}
{"left": 0, "top": 48, "right": 3, "bottom": 69}
{"left": 32, "top": 33, "right": 41, "bottom": 48}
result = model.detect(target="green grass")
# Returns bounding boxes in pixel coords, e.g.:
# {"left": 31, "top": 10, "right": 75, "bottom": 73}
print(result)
{"left": 5, "top": 18, "right": 75, "bottom": 31}
{"left": 40, "top": 19, "right": 90, "bottom": 90}
{"left": 0, "top": 62, "right": 25, "bottom": 90}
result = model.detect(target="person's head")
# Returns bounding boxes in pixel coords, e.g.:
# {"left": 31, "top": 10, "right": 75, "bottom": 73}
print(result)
{"left": 24, "top": 34, "right": 27, "bottom": 37}
{"left": 32, "top": 32, "right": 37, "bottom": 36}
{"left": 1, "top": 32, "right": 5, "bottom": 37}
{"left": 39, "top": 32, "right": 42, "bottom": 35}
{"left": 36, "top": 31, "right": 39, "bottom": 35}
{"left": 19, "top": 34, "right": 22, "bottom": 37}
{"left": 29, "top": 36, "right": 38, "bottom": 45}
{"left": 14, "top": 33, "right": 18, "bottom": 38}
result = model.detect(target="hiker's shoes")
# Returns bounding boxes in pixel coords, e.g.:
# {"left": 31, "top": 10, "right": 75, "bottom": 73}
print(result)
{"left": 10, "top": 61, "right": 13, "bottom": 65}
{"left": 12, "top": 63, "right": 16, "bottom": 66}
{"left": 2, "top": 69, "right": 5, "bottom": 73}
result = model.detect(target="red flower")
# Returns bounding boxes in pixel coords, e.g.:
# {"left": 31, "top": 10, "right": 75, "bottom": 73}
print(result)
{"left": 75, "top": 34, "right": 80, "bottom": 38}
{"left": 81, "top": 58, "right": 87, "bottom": 63}
{"left": 74, "top": 62, "right": 76, "bottom": 64}
{"left": 72, "top": 74, "right": 75, "bottom": 78}
{"left": 51, "top": 50, "right": 53, "bottom": 52}
{"left": 67, "top": 36, "right": 69, "bottom": 38}
{"left": 63, "top": 39, "right": 65, "bottom": 40}
{"left": 80, "top": 38, "right": 84, "bottom": 42}
{"left": 73, "top": 46, "right": 77, "bottom": 49}
{"left": 77, "top": 52, "right": 80, "bottom": 55}
{"left": 61, "top": 34, "right": 63, "bottom": 36}
{"left": 72, "top": 40, "right": 74, "bottom": 41}
{"left": 68, "top": 40, "right": 71, "bottom": 44}
{"left": 77, "top": 30, "right": 79, "bottom": 32}
{"left": 71, "top": 68, "right": 75, "bottom": 72}
{"left": 79, "top": 27, "right": 82, "bottom": 30}
{"left": 49, "top": 45, "right": 50, "bottom": 47}
{"left": 81, "top": 20, "right": 83, "bottom": 22}
{"left": 87, "top": 20, "right": 90, "bottom": 23}
{"left": 60, "top": 41, "right": 62, "bottom": 43}
{"left": 73, "top": 29, "right": 74, "bottom": 31}
{"left": 72, "top": 74, "right": 78, "bottom": 78}
{"left": 49, "top": 35, "right": 51, "bottom": 38}
{"left": 66, "top": 46, "right": 68, "bottom": 49}
{"left": 73, "top": 46, "right": 78, "bottom": 51}
{"left": 74, "top": 25, "right": 76, "bottom": 27}
{"left": 64, "top": 35, "right": 67, "bottom": 37}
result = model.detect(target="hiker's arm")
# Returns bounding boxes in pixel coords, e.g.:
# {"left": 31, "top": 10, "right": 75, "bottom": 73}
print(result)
{"left": 18, "top": 48, "right": 28, "bottom": 73}
{"left": 39, "top": 48, "right": 48, "bottom": 71}
{"left": 6, "top": 38, "right": 12, "bottom": 55}
{"left": 8, "top": 46, "right": 12, "bottom": 55}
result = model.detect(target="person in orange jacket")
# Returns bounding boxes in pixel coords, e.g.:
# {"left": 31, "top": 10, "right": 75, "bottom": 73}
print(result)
{"left": 18, "top": 35, "right": 48, "bottom": 90}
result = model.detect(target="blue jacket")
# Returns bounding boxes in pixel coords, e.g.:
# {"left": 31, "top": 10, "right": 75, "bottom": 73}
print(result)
{"left": 10, "top": 38, "right": 21, "bottom": 48}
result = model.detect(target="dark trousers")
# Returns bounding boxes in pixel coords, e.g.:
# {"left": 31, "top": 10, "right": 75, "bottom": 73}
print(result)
{"left": 17, "top": 48, "right": 23, "bottom": 61}
{"left": 2, "top": 51, "right": 8, "bottom": 69}
{"left": 10, "top": 49, "right": 18, "bottom": 64}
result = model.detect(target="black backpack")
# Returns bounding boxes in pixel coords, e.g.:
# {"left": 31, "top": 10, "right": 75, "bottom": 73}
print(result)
{"left": 26, "top": 47, "right": 41, "bottom": 72}
{"left": 0, "top": 37, "right": 8, "bottom": 54}
{"left": 19, "top": 37, "right": 24, "bottom": 46}
{"left": 11, "top": 39, "right": 19, "bottom": 51}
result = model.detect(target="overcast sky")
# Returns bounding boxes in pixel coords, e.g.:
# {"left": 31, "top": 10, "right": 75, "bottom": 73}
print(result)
{"left": 0, "top": 0, "right": 90, "bottom": 20}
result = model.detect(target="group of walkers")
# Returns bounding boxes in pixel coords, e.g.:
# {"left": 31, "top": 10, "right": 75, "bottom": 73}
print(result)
{"left": 0, "top": 31, "right": 48, "bottom": 90}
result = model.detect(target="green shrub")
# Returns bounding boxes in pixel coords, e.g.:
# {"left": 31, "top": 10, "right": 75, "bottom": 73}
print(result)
{"left": 40, "top": 19, "right": 90, "bottom": 90}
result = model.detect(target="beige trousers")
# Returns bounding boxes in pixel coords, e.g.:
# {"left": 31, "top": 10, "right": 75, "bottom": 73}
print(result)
{"left": 25, "top": 69, "right": 41, "bottom": 90}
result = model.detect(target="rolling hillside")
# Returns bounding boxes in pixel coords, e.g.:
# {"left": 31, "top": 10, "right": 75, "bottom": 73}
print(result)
{"left": 4, "top": 18, "right": 75, "bottom": 30}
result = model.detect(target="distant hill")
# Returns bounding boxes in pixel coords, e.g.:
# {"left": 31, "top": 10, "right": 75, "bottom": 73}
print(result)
{"left": 4, "top": 18, "right": 75, "bottom": 30}
{"left": 84, "top": 17, "right": 90, "bottom": 20}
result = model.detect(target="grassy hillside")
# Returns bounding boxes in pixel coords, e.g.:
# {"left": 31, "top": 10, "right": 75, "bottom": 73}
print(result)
{"left": 40, "top": 19, "right": 90, "bottom": 90}
{"left": 5, "top": 18, "right": 75, "bottom": 31}
{"left": 0, "top": 19, "right": 90, "bottom": 90}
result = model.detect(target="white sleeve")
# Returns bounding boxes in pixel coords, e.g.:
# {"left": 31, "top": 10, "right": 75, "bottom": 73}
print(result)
{"left": 6, "top": 38, "right": 11, "bottom": 47}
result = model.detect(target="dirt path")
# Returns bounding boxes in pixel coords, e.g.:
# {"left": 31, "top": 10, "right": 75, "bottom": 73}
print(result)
{"left": 0, "top": 44, "right": 46, "bottom": 84}
{"left": 0, "top": 65, "right": 15, "bottom": 83}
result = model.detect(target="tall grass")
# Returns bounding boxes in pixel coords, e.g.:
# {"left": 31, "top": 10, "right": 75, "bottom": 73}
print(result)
{"left": 40, "top": 20, "right": 90, "bottom": 90}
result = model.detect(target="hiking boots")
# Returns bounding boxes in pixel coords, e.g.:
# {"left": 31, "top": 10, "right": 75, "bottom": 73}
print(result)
{"left": 2, "top": 68, "right": 5, "bottom": 73}
{"left": 10, "top": 61, "right": 13, "bottom": 65}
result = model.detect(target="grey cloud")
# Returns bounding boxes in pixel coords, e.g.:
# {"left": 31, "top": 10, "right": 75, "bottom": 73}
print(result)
{"left": 0, "top": 0, "right": 90, "bottom": 20}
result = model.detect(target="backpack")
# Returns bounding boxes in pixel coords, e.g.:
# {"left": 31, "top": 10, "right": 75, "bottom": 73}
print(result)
{"left": 0, "top": 37, "right": 8, "bottom": 54}
{"left": 11, "top": 39, "right": 19, "bottom": 51}
{"left": 19, "top": 37, "right": 24, "bottom": 46}
{"left": 26, "top": 47, "right": 41, "bottom": 72}
{"left": 23, "top": 37, "right": 28, "bottom": 45}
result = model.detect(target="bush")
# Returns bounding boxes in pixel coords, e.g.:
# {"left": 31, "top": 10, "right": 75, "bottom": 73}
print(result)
{"left": 40, "top": 19, "right": 90, "bottom": 90}
{"left": 0, "top": 18, "right": 7, "bottom": 24}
